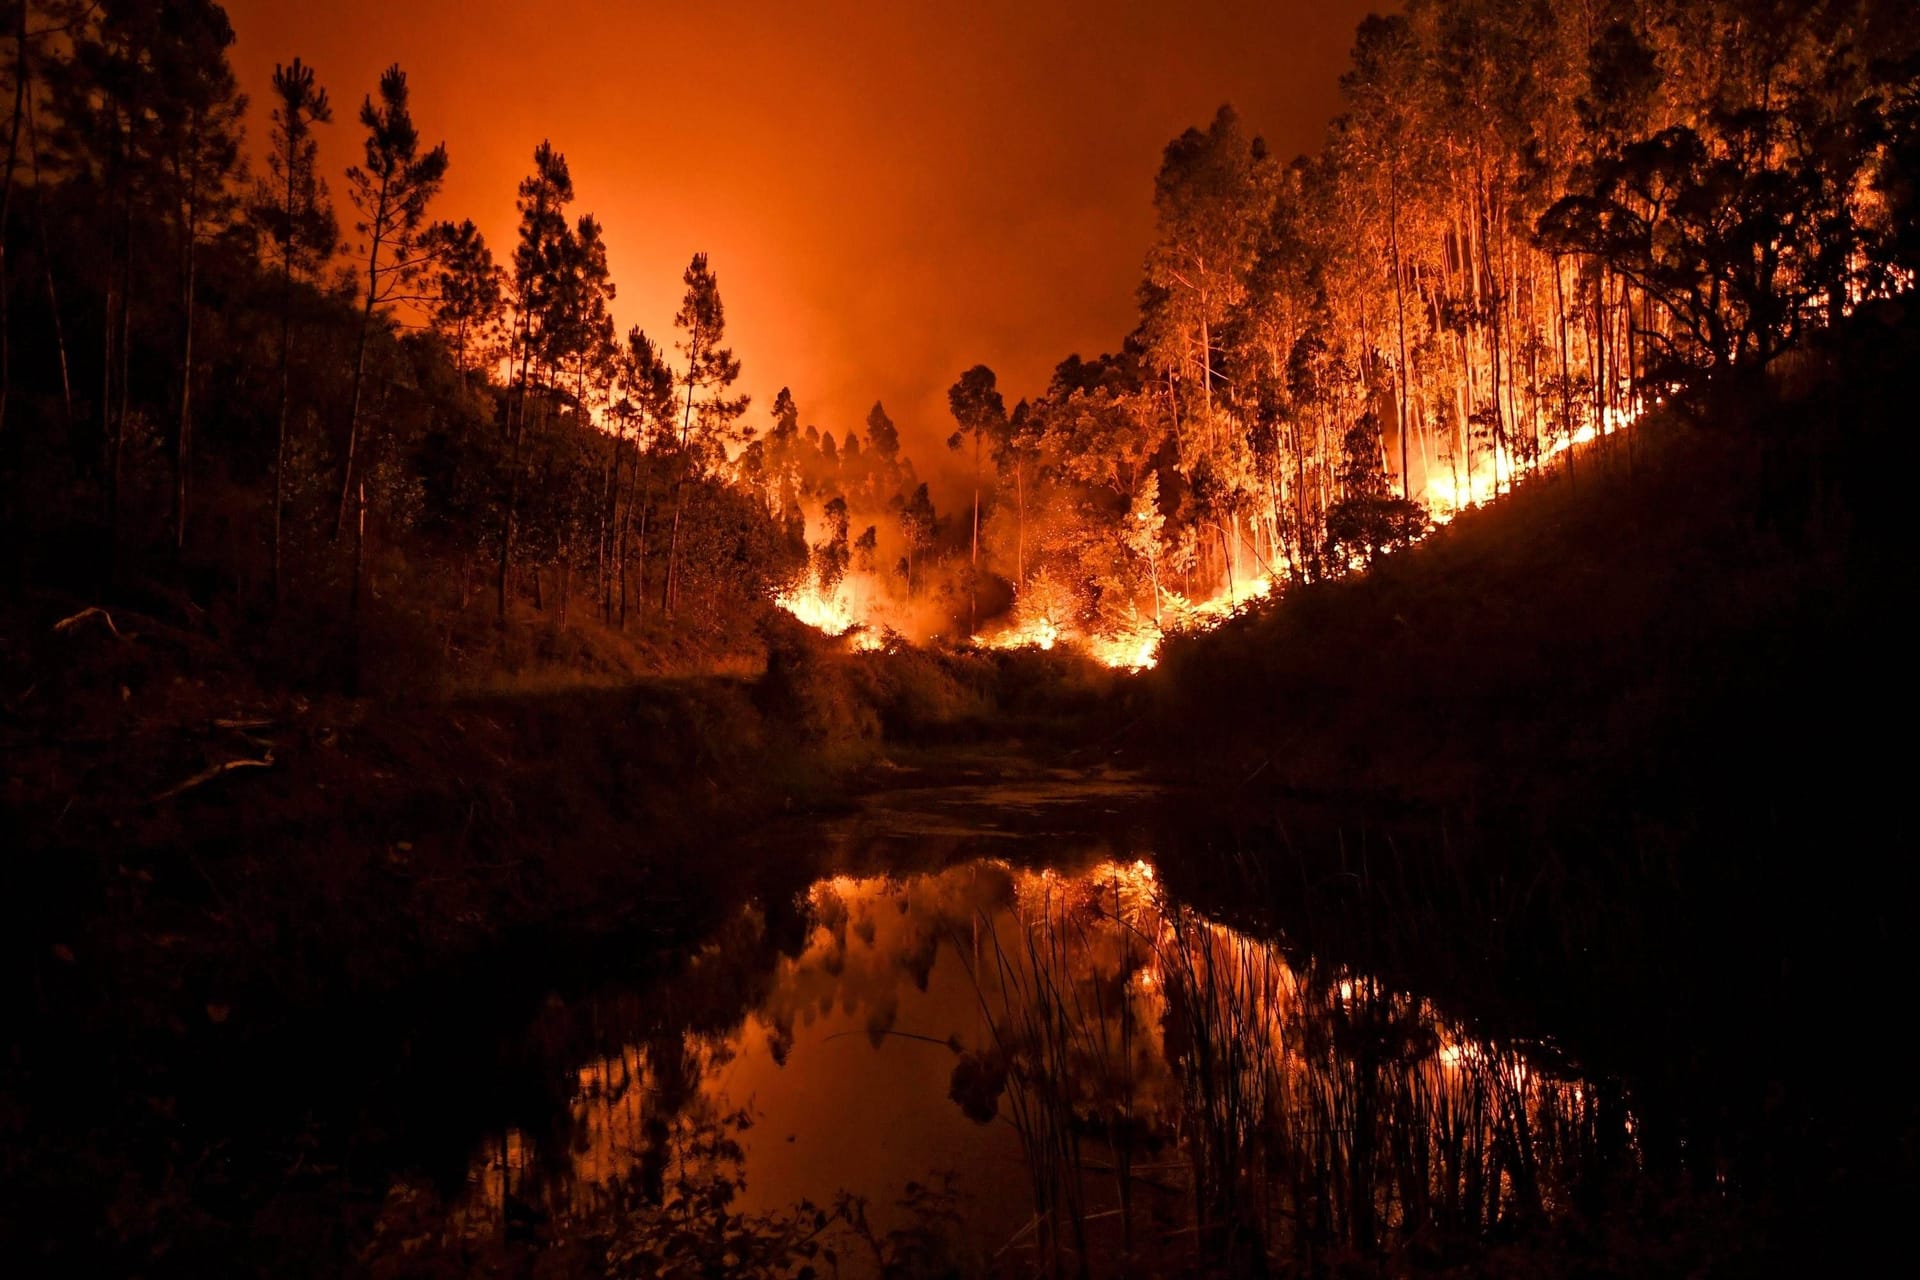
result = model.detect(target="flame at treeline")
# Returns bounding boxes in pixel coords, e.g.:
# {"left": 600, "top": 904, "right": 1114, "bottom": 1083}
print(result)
{"left": 756, "top": 0, "right": 1905, "bottom": 668}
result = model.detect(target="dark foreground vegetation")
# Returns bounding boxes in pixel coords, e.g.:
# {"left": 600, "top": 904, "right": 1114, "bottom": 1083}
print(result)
{"left": 0, "top": 595, "right": 1122, "bottom": 1269}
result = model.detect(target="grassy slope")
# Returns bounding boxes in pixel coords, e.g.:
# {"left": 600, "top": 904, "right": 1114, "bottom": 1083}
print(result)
{"left": 1138, "top": 304, "right": 1918, "bottom": 1267}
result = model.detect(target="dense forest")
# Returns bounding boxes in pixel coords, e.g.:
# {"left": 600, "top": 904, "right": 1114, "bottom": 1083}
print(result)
{"left": 950, "top": 0, "right": 1920, "bottom": 661}
{"left": 0, "top": 0, "right": 955, "bottom": 688}
{"left": 3, "top": 0, "right": 1918, "bottom": 681}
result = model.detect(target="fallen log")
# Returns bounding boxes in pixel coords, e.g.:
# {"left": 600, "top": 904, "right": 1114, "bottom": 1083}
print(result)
{"left": 150, "top": 752, "right": 275, "bottom": 804}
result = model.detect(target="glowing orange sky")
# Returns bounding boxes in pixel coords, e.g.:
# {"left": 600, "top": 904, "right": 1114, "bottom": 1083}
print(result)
{"left": 223, "top": 0, "right": 1379, "bottom": 472}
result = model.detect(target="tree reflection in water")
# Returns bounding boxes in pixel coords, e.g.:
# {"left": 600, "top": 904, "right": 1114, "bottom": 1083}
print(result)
{"left": 366, "top": 856, "right": 1632, "bottom": 1276}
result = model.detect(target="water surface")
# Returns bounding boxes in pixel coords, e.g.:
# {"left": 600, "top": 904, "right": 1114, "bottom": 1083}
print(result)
{"left": 369, "top": 778, "right": 1628, "bottom": 1275}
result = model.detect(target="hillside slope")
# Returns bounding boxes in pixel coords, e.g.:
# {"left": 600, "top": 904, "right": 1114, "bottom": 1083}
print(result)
{"left": 1137, "top": 305, "right": 1919, "bottom": 1269}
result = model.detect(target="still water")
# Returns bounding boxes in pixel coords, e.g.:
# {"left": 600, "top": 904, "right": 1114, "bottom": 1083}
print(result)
{"left": 366, "top": 778, "right": 1631, "bottom": 1275}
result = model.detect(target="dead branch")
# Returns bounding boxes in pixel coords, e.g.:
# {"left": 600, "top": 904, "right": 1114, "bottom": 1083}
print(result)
{"left": 52, "top": 607, "right": 127, "bottom": 641}
{"left": 150, "top": 753, "right": 275, "bottom": 803}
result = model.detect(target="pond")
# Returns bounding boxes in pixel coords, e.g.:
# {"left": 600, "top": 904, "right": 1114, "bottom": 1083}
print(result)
{"left": 359, "top": 776, "right": 1632, "bottom": 1276}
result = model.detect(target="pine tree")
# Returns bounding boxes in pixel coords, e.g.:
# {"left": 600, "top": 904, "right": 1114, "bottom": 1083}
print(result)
{"left": 497, "top": 140, "right": 571, "bottom": 622}
{"left": 662, "top": 251, "right": 747, "bottom": 615}
{"left": 336, "top": 64, "right": 447, "bottom": 538}
{"left": 254, "top": 56, "right": 335, "bottom": 606}
{"left": 421, "top": 218, "right": 502, "bottom": 384}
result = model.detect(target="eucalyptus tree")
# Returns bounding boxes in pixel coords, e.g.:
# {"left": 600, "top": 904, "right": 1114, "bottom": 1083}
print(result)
{"left": 336, "top": 63, "right": 447, "bottom": 538}
{"left": 1141, "top": 105, "right": 1271, "bottom": 470}
{"left": 1341, "top": 13, "right": 1423, "bottom": 500}
{"left": 864, "top": 400, "right": 899, "bottom": 461}
{"left": 254, "top": 56, "right": 335, "bottom": 604}
{"left": 889, "top": 481, "right": 935, "bottom": 598}
{"left": 945, "top": 363, "right": 1006, "bottom": 632}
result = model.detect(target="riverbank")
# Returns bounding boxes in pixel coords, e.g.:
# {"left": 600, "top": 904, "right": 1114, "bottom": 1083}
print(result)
{"left": 0, "top": 587, "right": 1127, "bottom": 1268}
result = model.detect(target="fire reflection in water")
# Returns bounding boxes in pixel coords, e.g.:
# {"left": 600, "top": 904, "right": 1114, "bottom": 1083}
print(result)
{"left": 380, "top": 856, "right": 1633, "bottom": 1274}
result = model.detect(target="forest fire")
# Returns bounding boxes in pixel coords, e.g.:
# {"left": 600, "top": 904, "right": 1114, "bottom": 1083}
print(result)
{"left": 5, "top": 0, "right": 1913, "bottom": 1272}
{"left": 773, "top": 583, "right": 883, "bottom": 650}
{"left": 773, "top": 374, "right": 1649, "bottom": 670}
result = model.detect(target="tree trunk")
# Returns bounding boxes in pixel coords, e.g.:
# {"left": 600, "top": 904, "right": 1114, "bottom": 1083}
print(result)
{"left": 969, "top": 429, "right": 980, "bottom": 634}
{"left": 352, "top": 479, "right": 367, "bottom": 609}
{"left": 1015, "top": 457, "right": 1025, "bottom": 591}
{"left": 664, "top": 318, "right": 704, "bottom": 616}
{"left": 174, "top": 179, "right": 198, "bottom": 551}
{"left": 0, "top": 3, "right": 27, "bottom": 436}
{"left": 24, "top": 86, "right": 72, "bottom": 432}
{"left": 113, "top": 204, "right": 133, "bottom": 543}
{"left": 337, "top": 178, "right": 391, "bottom": 539}
{"left": 663, "top": 478, "right": 688, "bottom": 614}
{"left": 632, "top": 454, "right": 654, "bottom": 625}
{"left": 1389, "top": 155, "right": 1413, "bottom": 502}
{"left": 1554, "top": 256, "right": 1575, "bottom": 487}
{"left": 349, "top": 480, "right": 366, "bottom": 692}
{"left": 336, "top": 291, "right": 377, "bottom": 538}
{"left": 272, "top": 233, "right": 296, "bottom": 603}
{"left": 498, "top": 320, "right": 534, "bottom": 624}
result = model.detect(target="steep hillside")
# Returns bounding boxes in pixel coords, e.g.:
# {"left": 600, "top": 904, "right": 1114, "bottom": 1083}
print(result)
{"left": 1137, "top": 306, "right": 1919, "bottom": 1269}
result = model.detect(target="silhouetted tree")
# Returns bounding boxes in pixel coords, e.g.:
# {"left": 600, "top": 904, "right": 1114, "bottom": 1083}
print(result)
{"left": 662, "top": 251, "right": 747, "bottom": 615}
{"left": 421, "top": 218, "right": 501, "bottom": 382}
{"left": 946, "top": 363, "right": 1006, "bottom": 632}
{"left": 254, "top": 55, "right": 334, "bottom": 605}
{"left": 337, "top": 63, "right": 447, "bottom": 538}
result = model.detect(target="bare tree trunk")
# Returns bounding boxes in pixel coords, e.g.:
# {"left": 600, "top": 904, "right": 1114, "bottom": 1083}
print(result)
{"left": 1, "top": 2, "right": 28, "bottom": 436}
{"left": 498, "top": 325, "right": 534, "bottom": 624}
{"left": 336, "top": 290, "right": 376, "bottom": 538}
{"left": 633, "top": 471, "right": 652, "bottom": 623}
{"left": 662, "top": 477, "right": 687, "bottom": 614}
{"left": 1554, "top": 255, "right": 1576, "bottom": 488}
{"left": 1015, "top": 457, "right": 1024, "bottom": 591}
{"left": 26, "top": 86, "right": 71, "bottom": 431}
{"left": 173, "top": 176, "right": 198, "bottom": 551}
{"left": 113, "top": 205, "right": 133, "bottom": 542}
{"left": 351, "top": 480, "right": 367, "bottom": 613}
{"left": 969, "top": 430, "right": 980, "bottom": 634}
{"left": 269, "top": 109, "right": 307, "bottom": 607}
{"left": 1389, "top": 156, "right": 1413, "bottom": 501}
{"left": 663, "top": 318, "right": 703, "bottom": 616}
{"left": 336, "top": 178, "right": 390, "bottom": 539}
{"left": 100, "top": 254, "right": 115, "bottom": 527}
{"left": 349, "top": 480, "right": 366, "bottom": 693}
